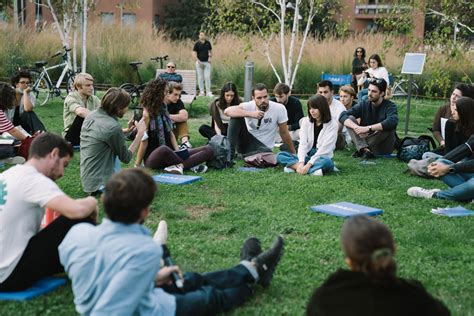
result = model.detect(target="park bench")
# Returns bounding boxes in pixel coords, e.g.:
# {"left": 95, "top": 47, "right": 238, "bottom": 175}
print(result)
{"left": 156, "top": 69, "right": 197, "bottom": 106}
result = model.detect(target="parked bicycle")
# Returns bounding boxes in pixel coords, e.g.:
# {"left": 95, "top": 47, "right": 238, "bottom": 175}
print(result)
{"left": 391, "top": 75, "right": 419, "bottom": 99}
{"left": 119, "top": 55, "right": 168, "bottom": 107}
{"left": 29, "top": 46, "right": 76, "bottom": 106}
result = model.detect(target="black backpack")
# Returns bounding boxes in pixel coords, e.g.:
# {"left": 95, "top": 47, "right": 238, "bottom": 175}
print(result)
{"left": 206, "top": 135, "right": 234, "bottom": 169}
{"left": 395, "top": 134, "right": 436, "bottom": 162}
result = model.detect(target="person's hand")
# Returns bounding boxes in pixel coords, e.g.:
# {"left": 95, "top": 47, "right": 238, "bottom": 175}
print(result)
{"left": 428, "top": 161, "right": 450, "bottom": 178}
{"left": 135, "top": 118, "right": 147, "bottom": 135}
{"left": 252, "top": 110, "right": 265, "bottom": 119}
{"left": 297, "top": 163, "right": 311, "bottom": 175}
{"left": 125, "top": 117, "right": 136, "bottom": 133}
{"left": 155, "top": 266, "right": 183, "bottom": 287}
{"left": 439, "top": 140, "right": 445, "bottom": 149}
{"left": 354, "top": 125, "right": 370, "bottom": 135}
{"left": 24, "top": 86, "right": 32, "bottom": 94}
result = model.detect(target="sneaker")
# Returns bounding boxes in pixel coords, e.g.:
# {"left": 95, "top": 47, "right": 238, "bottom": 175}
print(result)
{"left": 407, "top": 186, "right": 441, "bottom": 199}
{"left": 180, "top": 141, "right": 192, "bottom": 149}
{"left": 153, "top": 220, "right": 168, "bottom": 245}
{"left": 198, "top": 92, "right": 205, "bottom": 97}
{"left": 240, "top": 237, "right": 262, "bottom": 261}
{"left": 311, "top": 169, "right": 323, "bottom": 176}
{"left": 190, "top": 164, "right": 208, "bottom": 173}
{"left": 352, "top": 150, "right": 362, "bottom": 158}
{"left": 206, "top": 92, "right": 214, "bottom": 97}
{"left": 361, "top": 149, "right": 375, "bottom": 160}
{"left": 283, "top": 167, "right": 295, "bottom": 173}
{"left": 164, "top": 164, "right": 183, "bottom": 175}
{"left": 0, "top": 156, "right": 26, "bottom": 165}
{"left": 253, "top": 235, "right": 284, "bottom": 288}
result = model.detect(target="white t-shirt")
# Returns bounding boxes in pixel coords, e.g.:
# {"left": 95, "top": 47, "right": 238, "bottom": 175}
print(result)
{"left": 0, "top": 165, "right": 64, "bottom": 282}
{"left": 330, "top": 99, "right": 346, "bottom": 122}
{"left": 241, "top": 100, "right": 288, "bottom": 149}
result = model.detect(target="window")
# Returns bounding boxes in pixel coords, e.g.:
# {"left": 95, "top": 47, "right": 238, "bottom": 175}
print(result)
{"left": 122, "top": 13, "right": 136, "bottom": 26}
{"left": 101, "top": 12, "right": 114, "bottom": 25}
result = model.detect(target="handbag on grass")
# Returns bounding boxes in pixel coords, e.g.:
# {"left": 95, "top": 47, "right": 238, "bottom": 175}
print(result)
{"left": 244, "top": 152, "right": 277, "bottom": 168}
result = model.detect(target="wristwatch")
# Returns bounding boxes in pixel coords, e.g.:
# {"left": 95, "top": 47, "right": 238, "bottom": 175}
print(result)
{"left": 449, "top": 167, "right": 455, "bottom": 173}
{"left": 368, "top": 126, "right": 373, "bottom": 132}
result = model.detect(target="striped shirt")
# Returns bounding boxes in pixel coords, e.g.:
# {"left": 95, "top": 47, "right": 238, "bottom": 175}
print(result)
{"left": 0, "top": 110, "right": 14, "bottom": 133}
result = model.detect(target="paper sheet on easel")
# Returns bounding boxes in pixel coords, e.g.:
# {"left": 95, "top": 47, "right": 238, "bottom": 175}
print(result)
{"left": 441, "top": 118, "right": 447, "bottom": 140}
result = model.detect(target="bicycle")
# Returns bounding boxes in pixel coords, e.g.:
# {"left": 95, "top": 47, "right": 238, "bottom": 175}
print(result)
{"left": 119, "top": 55, "right": 168, "bottom": 107}
{"left": 29, "top": 46, "right": 76, "bottom": 106}
{"left": 391, "top": 75, "right": 420, "bottom": 99}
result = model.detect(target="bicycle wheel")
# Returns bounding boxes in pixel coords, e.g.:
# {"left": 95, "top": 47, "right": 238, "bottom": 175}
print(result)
{"left": 392, "top": 80, "right": 419, "bottom": 99}
{"left": 120, "top": 83, "right": 140, "bottom": 107}
{"left": 30, "top": 70, "right": 52, "bottom": 106}
{"left": 60, "top": 73, "right": 75, "bottom": 99}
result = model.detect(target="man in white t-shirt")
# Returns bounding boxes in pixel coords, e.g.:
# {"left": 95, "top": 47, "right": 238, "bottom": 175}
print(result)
{"left": 225, "top": 83, "right": 296, "bottom": 157}
{"left": 317, "top": 80, "right": 346, "bottom": 150}
{"left": 0, "top": 133, "right": 97, "bottom": 292}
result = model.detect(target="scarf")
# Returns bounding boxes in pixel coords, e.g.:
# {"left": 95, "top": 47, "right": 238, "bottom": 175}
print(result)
{"left": 150, "top": 107, "right": 173, "bottom": 146}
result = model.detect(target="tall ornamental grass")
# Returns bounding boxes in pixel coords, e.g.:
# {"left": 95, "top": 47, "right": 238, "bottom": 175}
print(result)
{"left": 0, "top": 22, "right": 472, "bottom": 96}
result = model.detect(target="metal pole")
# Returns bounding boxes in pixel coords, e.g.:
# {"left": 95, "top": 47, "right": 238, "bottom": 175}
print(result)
{"left": 244, "top": 61, "right": 254, "bottom": 102}
{"left": 404, "top": 73, "right": 413, "bottom": 135}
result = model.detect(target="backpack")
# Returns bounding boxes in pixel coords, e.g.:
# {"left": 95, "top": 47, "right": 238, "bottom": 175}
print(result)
{"left": 206, "top": 135, "right": 234, "bottom": 169}
{"left": 395, "top": 135, "right": 436, "bottom": 162}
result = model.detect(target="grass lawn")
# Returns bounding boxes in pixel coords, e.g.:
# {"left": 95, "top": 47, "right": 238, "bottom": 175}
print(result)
{"left": 1, "top": 95, "right": 473, "bottom": 315}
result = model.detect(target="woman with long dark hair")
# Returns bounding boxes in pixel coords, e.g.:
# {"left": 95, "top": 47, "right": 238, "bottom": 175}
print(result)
{"left": 351, "top": 47, "right": 367, "bottom": 91}
{"left": 135, "top": 78, "right": 214, "bottom": 174}
{"left": 199, "top": 81, "right": 241, "bottom": 139}
{"left": 277, "top": 94, "right": 337, "bottom": 176}
{"left": 357, "top": 54, "right": 390, "bottom": 101}
{"left": 306, "top": 215, "right": 450, "bottom": 316}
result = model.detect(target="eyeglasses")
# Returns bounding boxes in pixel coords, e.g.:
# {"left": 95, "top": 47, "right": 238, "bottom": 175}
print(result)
{"left": 19, "top": 81, "right": 31, "bottom": 84}
{"left": 167, "top": 66, "right": 175, "bottom": 69}
{"left": 367, "top": 78, "right": 385, "bottom": 84}
{"left": 356, "top": 50, "right": 363, "bottom": 53}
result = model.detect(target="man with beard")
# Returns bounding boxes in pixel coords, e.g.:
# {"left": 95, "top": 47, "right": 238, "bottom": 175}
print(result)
{"left": 339, "top": 78, "right": 398, "bottom": 159}
{"left": 0, "top": 133, "right": 97, "bottom": 292}
{"left": 225, "top": 83, "right": 295, "bottom": 157}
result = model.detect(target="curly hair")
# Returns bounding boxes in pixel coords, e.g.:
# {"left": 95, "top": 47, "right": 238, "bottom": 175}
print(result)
{"left": 0, "top": 82, "right": 16, "bottom": 111}
{"left": 140, "top": 78, "right": 168, "bottom": 117}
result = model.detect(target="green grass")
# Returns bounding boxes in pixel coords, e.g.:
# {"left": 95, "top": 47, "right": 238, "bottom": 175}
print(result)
{"left": 1, "top": 96, "right": 473, "bottom": 316}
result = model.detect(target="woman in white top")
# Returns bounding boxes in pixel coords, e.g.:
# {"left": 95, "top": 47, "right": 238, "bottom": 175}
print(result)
{"left": 357, "top": 54, "right": 389, "bottom": 101}
{"left": 277, "top": 94, "right": 338, "bottom": 176}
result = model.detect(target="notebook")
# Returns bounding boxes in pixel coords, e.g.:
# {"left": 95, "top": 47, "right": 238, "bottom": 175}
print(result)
{"left": 0, "top": 277, "right": 66, "bottom": 301}
{"left": 310, "top": 202, "right": 383, "bottom": 218}
{"left": 152, "top": 174, "right": 202, "bottom": 185}
{"left": 431, "top": 206, "right": 474, "bottom": 217}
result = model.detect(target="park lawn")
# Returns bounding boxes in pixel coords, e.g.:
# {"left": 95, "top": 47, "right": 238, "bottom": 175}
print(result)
{"left": 0, "top": 96, "right": 473, "bottom": 316}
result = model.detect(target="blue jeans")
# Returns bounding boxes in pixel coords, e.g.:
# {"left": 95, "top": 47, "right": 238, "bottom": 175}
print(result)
{"left": 357, "top": 88, "right": 368, "bottom": 101}
{"left": 435, "top": 159, "right": 474, "bottom": 201}
{"left": 277, "top": 149, "right": 334, "bottom": 174}
{"left": 170, "top": 264, "right": 254, "bottom": 316}
{"left": 195, "top": 61, "right": 212, "bottom": 95}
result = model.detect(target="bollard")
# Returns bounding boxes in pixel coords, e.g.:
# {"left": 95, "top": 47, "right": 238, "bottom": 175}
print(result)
{"left": 244, "top": 61, "right": 254, "bottom": 102}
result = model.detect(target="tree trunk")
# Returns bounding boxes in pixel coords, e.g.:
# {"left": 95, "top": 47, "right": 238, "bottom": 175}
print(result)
{"left": 81, "top": 0, "right": 88, "bottom": 72}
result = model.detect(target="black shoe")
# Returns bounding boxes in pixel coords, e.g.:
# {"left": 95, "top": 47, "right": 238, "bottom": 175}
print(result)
{"left": 254, "top": 235, "right": 284, "bottom": 288}
{"left": 352, "top": 150, "right": 362, "bottom": 158}
{"left": 240, "top": 237, "right": 262, "bottom": 261}
{"left": 361, "top": 150, "right": 375, "bottom": 160}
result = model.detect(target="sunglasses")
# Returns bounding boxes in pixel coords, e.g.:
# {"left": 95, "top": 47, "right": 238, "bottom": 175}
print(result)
{"left": 19, "top": 81, "right": 31, "bottom": 84}
{"left": 367, "top": 78, "right": 385, "bottom": 84}
{"left": 167, "top": 65, "right": 175, "bottom": 69}
{"left": 356, "top": 50, "right": 363, "bottom": 53}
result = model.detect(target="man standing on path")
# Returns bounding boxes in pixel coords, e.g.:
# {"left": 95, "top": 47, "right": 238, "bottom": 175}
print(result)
{"left": 192, "top": 31, "right": 213, "bottom": 97}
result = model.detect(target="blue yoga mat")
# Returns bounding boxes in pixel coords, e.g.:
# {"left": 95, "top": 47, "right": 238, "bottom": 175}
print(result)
{"left": 310, "top": 202, "right": 383, "bottom": 218}
{"left": 0, "top": 277, "right": 66, "bottom": 301}
{"left": 152, "top": 174, "right": 202, "bottom": 185}
{"left": 237, "top": 167, "right": 265, "bottom": 172}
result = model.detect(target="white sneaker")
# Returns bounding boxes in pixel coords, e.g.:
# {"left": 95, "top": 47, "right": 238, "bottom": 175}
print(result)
{"left": 407, "top": 187, "right": 441, "bottom": 199}
{"left": 0, "top": 156, "right": 26, "bottom": 165}
{"left": 190, "top": 164, "right": 208, "bottom": 173}
{"left": 206, "top": 92, "right": 214, "bottom": 97}
{"left": 283, "top": 167, "right": 295, "bottom": 173}
{"left": 311, "top": 169, "right": 323, "bottom": 176}
{"left": 164, "top": 164, "right": 184, "bottom": 175}
{"left": 153, "top": 220, "right": 168, "bottom": 245}
{"left": 199, "top": 92, "right": 205, "bottom": 97}
{"left": 180, "top": 141, "right": 192, "bottom": 149}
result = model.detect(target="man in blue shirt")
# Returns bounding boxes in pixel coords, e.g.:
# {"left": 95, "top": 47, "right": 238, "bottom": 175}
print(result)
{"left": 59, "top": 168, "right": 284, "bottom": 315}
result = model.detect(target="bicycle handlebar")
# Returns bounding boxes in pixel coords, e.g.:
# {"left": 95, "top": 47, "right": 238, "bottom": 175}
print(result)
{"left": 150, "top": 55, "right": 168, "bottom": 62}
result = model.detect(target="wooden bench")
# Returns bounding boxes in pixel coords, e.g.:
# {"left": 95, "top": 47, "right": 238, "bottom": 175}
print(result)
{"left": 156, "top": 69, "right": 196, "bottom": 106}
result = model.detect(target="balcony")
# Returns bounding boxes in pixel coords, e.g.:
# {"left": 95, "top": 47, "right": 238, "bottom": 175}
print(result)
{"left": 355, "top": 4, "right": 406, "bottom": 16}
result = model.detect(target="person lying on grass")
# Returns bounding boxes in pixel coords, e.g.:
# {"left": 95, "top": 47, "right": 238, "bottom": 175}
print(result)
{"left": 59, "top": 168, "right": 285, "bottom": 315}
{"left": 277, "top": 94, "right": 337, "bottom": 176}
{"left": 306, "top": 215, "right": 449, "bottom": 316}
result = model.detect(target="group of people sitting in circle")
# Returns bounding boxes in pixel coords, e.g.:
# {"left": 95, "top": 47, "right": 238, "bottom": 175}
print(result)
{"left": 0, "top": 52, "right": 470, "bottom": 314}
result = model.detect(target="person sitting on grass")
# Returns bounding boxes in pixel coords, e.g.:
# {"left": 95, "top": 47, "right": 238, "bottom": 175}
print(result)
{"left": 316, "top": 80, "right": 346, "bottom": 150}
{"left": 158, "top": 61, "right": 183, "bottom": 83}
{"left": 199, "top": 81, "right": 241, "bottom": 140}
{"left": 338, "top": 85, "right": 358, "bottom": 147}
{"left": 277, "top": 95, "right": 337, "bottom": 176}
{"left": 63, "top": 73, "right": 101, "bottom": 147}
{"left": 225, "top": 83, "right": 295, "bottom": 158}
{"left": 306, "top": 215, "right": 450, "bottom": 316}
{"left": 430, "top": 83, "right": 474, "bottom": 154}
{"left": 8, "top": 70, "right": 46, "bottom": 135}
{"left": 80, "top": 88, "right": 146, "bottom": 195}
{"left": 135, "top": 79, "right": 213, "bottom": 174}
{"left": 0, "top": 133, "right": 97, "bottom": 292}
{"left": 166, "top": 82, "right": 192, "bottom": 149}
{"left": 59, "top": 168, "right": 285, "bottom": 316}
{"left": 407, "top": 131, "right": 474, "bottom": 202}
{"left": 0, "top": 82, "right": 29, "bottom": 165}
{"left": 339, "top": 78, "right": 398, "bottom": 159}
